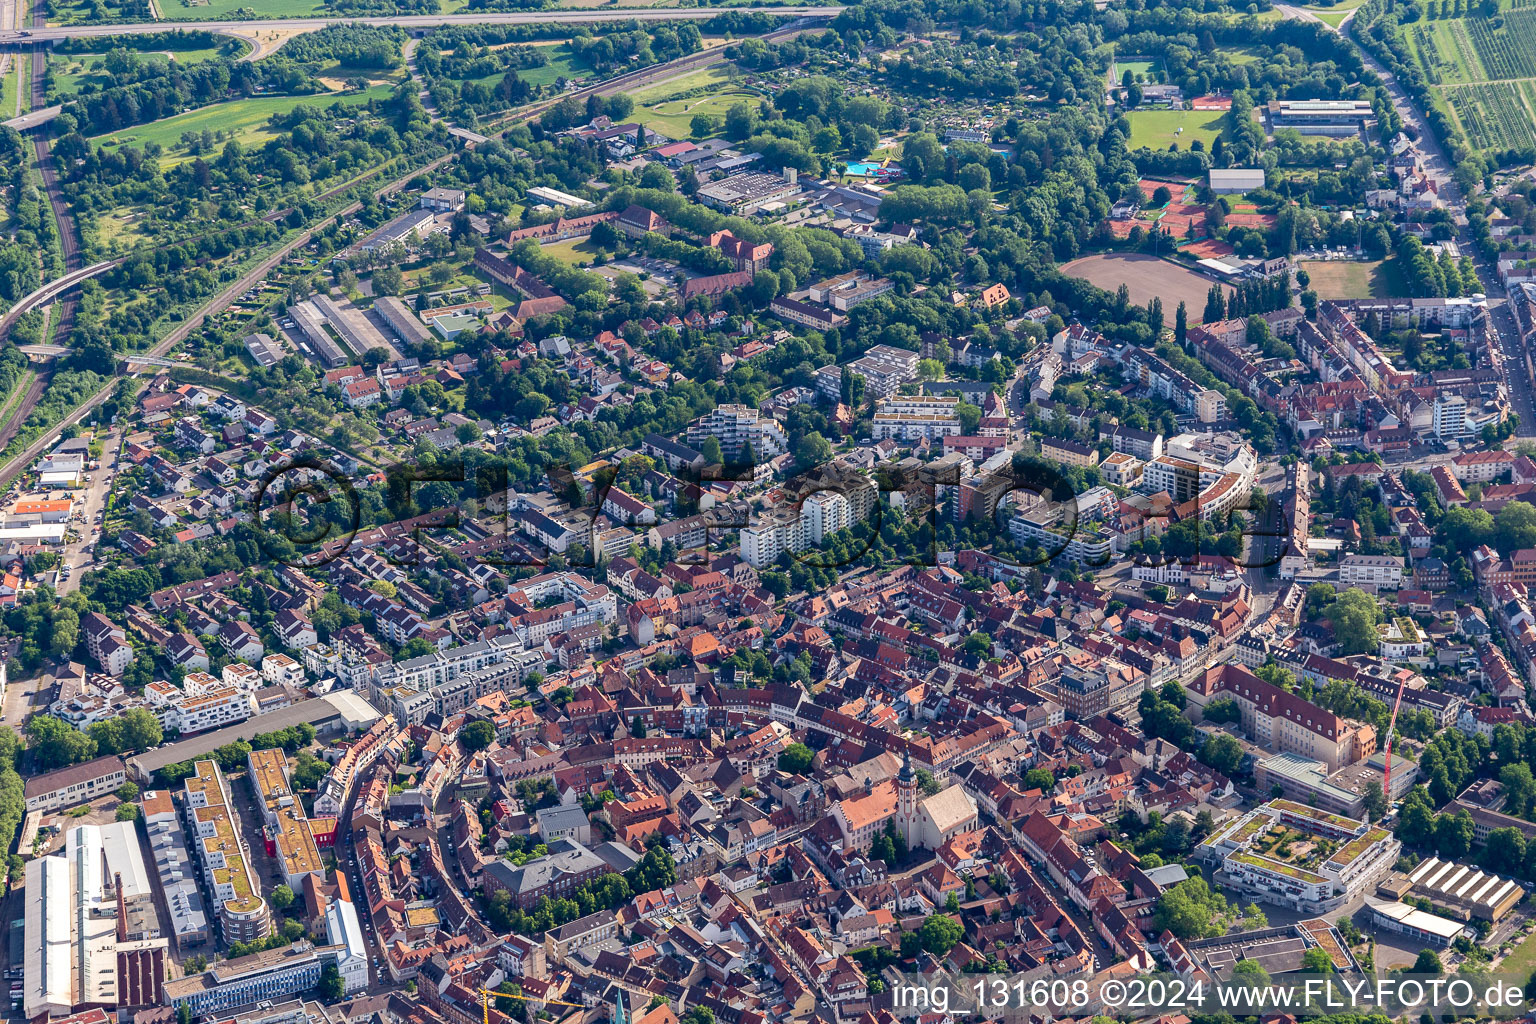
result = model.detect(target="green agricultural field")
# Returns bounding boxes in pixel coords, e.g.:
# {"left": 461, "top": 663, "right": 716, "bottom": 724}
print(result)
{"left": 1123, "top": 108, "right": 1226, "bottom": 150}
{"left": 1407, "top": 18, "right": 1485, "bottom": 83}
{"left": 1445, "top": 80, "right": 1536, "bottom": 151}
{"left": 159, "top": 0, "right": 323, "bottom": 19}
{"left": 91, "top": 88, "right": 390, "bottom": 165}
{"left": 628, "top": 65, "right": 758, "bottom": 139}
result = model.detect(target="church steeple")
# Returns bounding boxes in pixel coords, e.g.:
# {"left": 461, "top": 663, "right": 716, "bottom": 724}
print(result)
{"left": 896, "top": 749, "right": 917, "bottom": 826}
{"left": 613, "top": 990, "right": 628, "bottom": 1024}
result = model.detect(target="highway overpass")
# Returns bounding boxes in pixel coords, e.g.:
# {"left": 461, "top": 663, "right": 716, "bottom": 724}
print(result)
{"left": 0, "top": 259, "right": 120, "bottom": 342}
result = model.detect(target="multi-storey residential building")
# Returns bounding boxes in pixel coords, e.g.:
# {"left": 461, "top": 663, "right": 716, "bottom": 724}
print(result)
{"left": 807, "top": 272, "right": 895, "bottom": 311}
{"left": 369, "top": 635, "right": 546, "bottom": 726}
{"left": 83, "top": 612, "right": 133, "bottom": 676}
{"left": 818, "top": 345, "right": 921, "bottom": 401}
{"left": 740, "top": 500, "right": 833, "bottom": 570}
{"left": 1051, "top": 658, "right": 1144, "bottom": 718}
{"left": 183, "top": 760, "right": 271, "bottom": 943}
{"left": 162, "top": 686, "right": 258, "bottom": 734}
{"left": 1339, "top": 553, "right": 1404, "bottom": 590}
{"left": 1434, "top": 393, "right": 1468, "bottom": 438}
{"left": 1197, "top": 799, "right": 1398, "bottom": 912}
{"left": 1040, "top": 436, "right": 1099, "bottom": 468}
{"left": 247, "top": 748, "right": 326, "bottom": 889}
{"left": 872, "top": 395, "right": 961, "bottom": 442}
{"left": 685, "top": 404, "right": 788, "bottom": 459}
{"left": 1143, "top": 456, "right": 1204, "bottom": 503}
{"left": 1450, "top": 450, "right": 1514, "bottom": 483}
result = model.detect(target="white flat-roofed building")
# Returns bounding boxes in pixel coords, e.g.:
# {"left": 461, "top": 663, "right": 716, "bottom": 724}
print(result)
{"left": 23, "top": 856, "right": 71, "bottom": 1019}
{"left": 323, "top": 899, "right": 369, "bottom": 994}
{"left": 163, "top": 941, "right": 339, "bottom": 1015}
{"left": 872, "top": 395, "right": 961, "bottom": 442}
{"left": 1368, "top": 901, "right": 1470, "bottom": 946}
{"left": 526, "top": 186, "right": 591, "bottom": 209}
{"left": 1267, "top": 99, "right": 1375, "bottom": 135}
{"left": 1340, "top": 553, "right": 1403, "bottom": 590}
{"left": 740, "top": 492, "right": 856, "bottom": 568}
{"left": 686, "top": 403, "right": 788, "bottom": 459}
{"left": 1209, "top": 168, "right": 1265, "bottom": 194}
{"left": 1196, "top": 799, "right": 1399, "bottom": 913}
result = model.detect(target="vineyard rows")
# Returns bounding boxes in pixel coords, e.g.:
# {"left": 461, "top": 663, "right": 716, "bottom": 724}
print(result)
{"left": 1447, "top": 20, "right": 1484, "bottom": 78}
{"left": 1415, "top": 24, "right": 1447, "bottom": 82}
{"left": 1465, "top": 9, "right": 1536, "bottom": 78}
{"left": 1445, "top": 80, "right": 1536, "bottom": 150}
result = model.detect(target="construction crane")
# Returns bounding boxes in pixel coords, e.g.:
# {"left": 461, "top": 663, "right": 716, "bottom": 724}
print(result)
{"left": 478, "top": 986, "right": 589, "bottom": 1024}
{"left": 1382, "top": 674, "right": 1409, "bottom": 798}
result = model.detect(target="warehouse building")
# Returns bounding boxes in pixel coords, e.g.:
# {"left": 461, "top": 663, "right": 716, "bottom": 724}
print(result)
{"left": 23, "top": 823, "right": 168, "bottom": 1020}
{"left": 1377, "top": 856, "right": 1525, "bottom": 922}
{"left": 373, "top": 296, "right": 433, "bottom": 352}
{"left": 287, "top": 300, "right": 350, "bottom": 369}
{"left": 1368, "top": 901, "right": 1470, "bottom": 946}
{"left": 310, "top": 294, "right": 399, "bottom": 363}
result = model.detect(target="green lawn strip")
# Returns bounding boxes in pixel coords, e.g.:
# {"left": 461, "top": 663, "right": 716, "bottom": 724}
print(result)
{"left": 90, "top": 88, "right": 391, "bottom": 167}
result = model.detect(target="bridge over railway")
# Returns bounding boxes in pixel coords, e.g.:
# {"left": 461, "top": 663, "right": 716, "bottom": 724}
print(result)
{"left": 17, "top": 344, "right": 195, "bottom": 369}
{"left": 0, "top": 260, "right": 120, "bottom": 341}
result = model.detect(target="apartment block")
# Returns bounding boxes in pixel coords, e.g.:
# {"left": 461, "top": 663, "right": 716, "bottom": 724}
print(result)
{"left": 872, "top": 395, "right": 961, "bottom": 442}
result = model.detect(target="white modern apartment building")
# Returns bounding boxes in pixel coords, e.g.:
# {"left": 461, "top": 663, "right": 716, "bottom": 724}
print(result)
{"left": 368, "top": 634, "right": 546, "bottom": 727}
{"left": 1196, "top": 799, "right": 1399, "bottom": 913}
{"left": 686, "top": 404, "right": 788, "bottom": 459}
{"left": 1141, "top": 432, "right": 1258, "bottom": 522}
{"left": 740, "top": 492, "right": 851, "bottom": 568}
{"left": 1339, "top": 553, "right": 1404, "bottom": 590}
{"left": 872, "top": 395, "right": 962, "bottom": 442}
{"left": 1433, "top": 393, "right": 1468, "bottom": 438}
{"left": 145, "top": 678, "right": 257, "bottom": 734}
